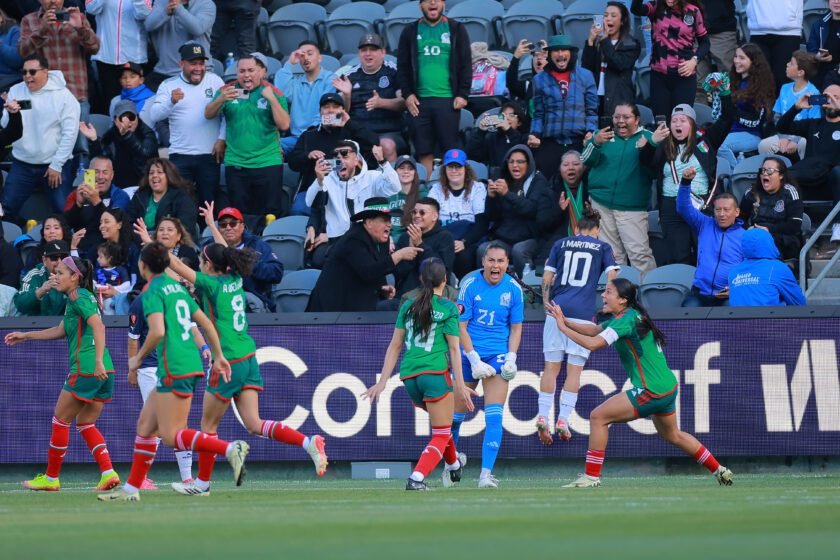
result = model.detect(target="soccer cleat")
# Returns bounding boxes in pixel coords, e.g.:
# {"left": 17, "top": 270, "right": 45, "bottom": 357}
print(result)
{"left": 563, "top": 474, "right": 600, "bottom": 488}
{"left": 457, "top": 452, "right": 467, "bottom": 468}
{"left": 441, "top": 462, "right": 462, "bottom": 488}
{"left": 172, "top": 481, "right": 211, "bottom": 497}
{"left": 227, "top": 440, "right": 250, "bottom": 486}
{"left": 536, "top": 415, "right": 553, "bottom": 446}
{"left": 555, "top": 418, "right": 572, "bottom": 442}
{"left": 140, "top": 478, "right": 158, "bottom": 490}
{"left": 97, "top": 487, "right": 140, "bottom": 502}
{"left": 405, "top": 478, "right": 431, "bottom": 491}
{"left": 95, "top": 471, "right": 120, "bottom": 492}
{"left": 478, "top": 474, "right": 499, "bottom": 489}
{"left": 23, "top": 474, "right": 60, "bottom": 492}
{"left": 306, "top": 435, "right": 328, "bottom": 476}
{"left": 715, "top": 467, "right": 734, "bottom": 486}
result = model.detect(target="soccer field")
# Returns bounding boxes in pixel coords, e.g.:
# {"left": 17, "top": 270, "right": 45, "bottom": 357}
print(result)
{"left": 1, "top": 467, "right": 838, "bottom": 560}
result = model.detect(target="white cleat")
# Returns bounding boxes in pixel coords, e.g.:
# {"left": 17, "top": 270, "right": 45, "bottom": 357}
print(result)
{"left": 306, "top": 435, "right": 328, "bottom": 476}
{"left": 478, "top": 474, "right": 499, "bottom": 489}
{"left": 562, "top": 474, "right": 600, "bottom": 488}
{"left": 226, "top": 440, "right": 250, "bottom": 486}
{"left": 457, "top": 452, "right": 467, "bottom": 468}
{"left": 97, "top": 487, "right": 140, "bottom": 502}
{"left": 441, "top": 461, "right": 462, "bottom": 488}
{"left": 715, "top": 466, "right": 734, "bottom": 486}
{"left": 171, "top": 481, "right": 211, "bottom": 496}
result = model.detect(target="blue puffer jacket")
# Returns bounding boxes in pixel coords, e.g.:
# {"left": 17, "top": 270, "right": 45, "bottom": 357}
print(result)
{"left": 677, "top": 181, "right": 744, "bottom": 295}
{"left": 530, "top": 66, "right": 598, "bottom": 142}
{"left": 728, "top": 228, "right": 806, "bottom": 307}
{"left": 240, "top": 231, "right": 284, "bottom": 312}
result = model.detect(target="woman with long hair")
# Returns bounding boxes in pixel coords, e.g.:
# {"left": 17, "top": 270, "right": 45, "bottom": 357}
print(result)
{"left": 127, "top": 158, "right": 197, "bottom": 232}
{"left": 365, "top": 258, "right": 475, "bottom": 490}
{"left": 134, "top": 215, "right": 199, "bottom": 270}
{"left": 469, "top": 101, "right": 530, "bottom": 169}
{"left": 6, "top": 256, "right": 119, "bottom": 492}
{"left": 546, "top": 278, "right": 734, "bottom": 488}
{"left": 388, "top": 155, "right": 426, "bottom": 244}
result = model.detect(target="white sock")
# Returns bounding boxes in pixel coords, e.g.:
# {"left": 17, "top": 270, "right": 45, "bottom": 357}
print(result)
{"left": 301, "top": 436, "right": 310, "bottom": 450}
{"left": 175, "top": 450, "right": 193, "bottom": 481}
{"left": 123, "top": 483, "right": 139, "bottom": 494}
{"left": 445, "top": 460, "right": 460, "bottom": 471}
{"left": 45, "top": 475, "right": 58, "bottom": 482}
{"left": 410, "top": 471, "right": 424, "bottom": 482}
{"left": 480, "top": 468, "right": 492, "bottom": 479}
{"left": 537, "top": 391, "right": 553, "bottom": 419}
{"left": 224, "top": 443, "right": 233, "bottom": 457}
{"left": 195, "top": 478, "right": 210, "bottom": 491}
{"left": 101, "top": 469, "right": 115, "bottom": 477}
{"left": 558, "top": 390, "right": 578, "bottom": 423}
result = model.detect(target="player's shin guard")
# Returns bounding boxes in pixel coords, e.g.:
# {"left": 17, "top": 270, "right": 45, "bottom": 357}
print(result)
{"left": 46, "top": 417, "right": 71, "bottom": 478}
{"left": 174, "top": 450, "right": 193, "bottom": 481}
{"left": 451, "top": 412, "right": 466, "bottom": 446}
{"left": 413, "top": 426, "right": 451, "bottom": 478}
{"left": 261, "top": 420, "right": 305, "bottom": 447}
{"left": 126, "top": 436, "right": 159, "bottom": 488}
{"left": 693, "top": 445, "right": 721, "bottom": 473}
{"left": 196, "top": 433, "right": 218, "bottom": 484}
{"left": 481, "top": 404, "right": 504, "bottom": 472}
{"left": 174, "top": 429, "right": 230, "bottom": 455}
{"left": 77, "top": 423, "right": 113, "bottom": 473}
{"left": 584, "top": 449, "right": 605, "bottom": 479}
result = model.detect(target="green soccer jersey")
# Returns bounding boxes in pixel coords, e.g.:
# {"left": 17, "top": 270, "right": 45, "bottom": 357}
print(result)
{"left": 193, "top": 272, "right": 256, "bottom": 361}
{"left": 600, "top": 309, "right": 677, "bottom": 396}
{"left": 144, "top": 274, "right": 203, "bottom": 378}
{"left": 63, "top": 288, "right": 114, "bottom": 374}
{"left": 144, "top": 198, "right": 159, "bottom": 228}
{"left": 416, "top": 20, "right": 453, "bottom": 98}
{"left": 218, "top": 82, "right": 288, "bottom": 168}
{"left": 395, "top": 295, "right": 460, "bottom": 380}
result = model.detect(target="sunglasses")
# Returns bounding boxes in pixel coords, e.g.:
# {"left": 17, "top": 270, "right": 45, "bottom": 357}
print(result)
{"left": 22, "top": 68, "right": 44, "bottom": 76}
{"left": 218, "top": 220, "right": 241, "bottom": 229}
{"left": 334, "top": 149, "right": 355, "bottom": 157}
{"left": 758, "top": 168, "right": 780, "bottom": 176}
{"left": 119, "top": 113, "right": 137, "bottom": 121}
{"left": 46, "top": 255, "right": 63, "bottom": 261}
{"left": 411, "top": 209, "right": 428, "bottom": 216}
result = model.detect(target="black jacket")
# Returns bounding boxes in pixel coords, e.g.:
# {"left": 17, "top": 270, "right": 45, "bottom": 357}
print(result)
{"left": 306, "top": 222, "right": 396, "bottom": 312}
{"left": 581, "top": 34, "right": 641, "bottom": 116}
{"left": 739, "top": 182, "right": 804, "bottom": 259}
{"left": 90, "top": 121, "right": 159, "bottom": 187}
{"left": 394, "top": 222, "right": 455, "bottom": 295}
{"left": 0, "top": 237, "right": 22, "bottom": 289}
{"left": 127, "top": 187, "right": 198, "bottom": 232}
{"left": 465, "top": 126, "right": 529, "bottom": 170}
{"left": 702, "top": 0, "right": 738, "bottom": 34}
{"left": 0, "top": 110, "right": 22, "bottom": 148}
{"left": 397, "top": 17, "right": 472, "bottom": 100}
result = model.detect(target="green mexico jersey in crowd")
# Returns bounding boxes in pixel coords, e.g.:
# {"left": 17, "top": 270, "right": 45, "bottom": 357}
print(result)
{"left": 63, "top": 288, "right": 114, "bottom": 374}
{"left": 193, "top": 272, "right": 256, "bottom": 361}
{"left": 600, "top": 309, "right": 677, "bottom": 396}
{"left": 144, "top": 274, "right": 203, "bottom": 378}
{"left": 416, "top": 20, "right": 453, "bottom": 98}
{"left": 395, "top": 295, "right": 460, "bottom": 380}
{"left": 217, "top": 82, "right": 288, "bottom": 168}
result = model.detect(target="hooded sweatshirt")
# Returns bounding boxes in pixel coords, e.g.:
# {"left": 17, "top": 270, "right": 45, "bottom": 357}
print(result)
{"left": 3, "top": 71, "right": 80, "bottom": 172}
{"left": 728, "top": 228, "right": 806, "bottom": 307}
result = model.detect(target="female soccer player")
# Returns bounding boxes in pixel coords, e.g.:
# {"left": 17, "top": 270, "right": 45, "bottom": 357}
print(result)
{"left": 538, "top": 208, "right": 618, "bottom": 445}
{"left": 364, "top": 258, "right": 475, "bottom": 491}
{"left": 546, "top": 279, "right": 734, "bottom": 487}
{"left": 98, "top": 242, "right": 249, "bottom": 502}
{"left": 164, "top": 209, "right": 328, "bottom": 496}
{"left": 6, "top": 256, "right": 119, "bottom": 492}
{"left": 454, "top": 241, "right": 524, "bottom": 488}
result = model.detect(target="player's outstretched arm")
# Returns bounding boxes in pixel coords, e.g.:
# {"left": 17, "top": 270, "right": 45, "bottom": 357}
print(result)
{"left": 4, "top": 323, "right": 65, "bottom": 345}
{"left": 167, "top": 253, "right": 197, "bottom": 285}
{"left": 546, "top": 301, "right": 605, "bottom": 337}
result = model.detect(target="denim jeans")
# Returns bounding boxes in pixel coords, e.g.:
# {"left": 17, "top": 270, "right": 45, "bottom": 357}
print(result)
{"left": 718, "top": 131, "right": 761, "bottom": 169}
{"left": 2, "top": 158, "right": 75, "bottom": 222}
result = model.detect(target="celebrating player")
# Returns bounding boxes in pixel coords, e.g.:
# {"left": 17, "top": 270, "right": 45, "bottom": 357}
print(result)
{"left": 538, "top": 208, "right": 617, "bottom": 445}
{"left": 546, "top": 279, "right": 734, "bottom": 487}
{"left": 6, "top": 256, "right": 120, "bottom": 492}
{"left": 364, "top": 258, "right": 476, "bottom": 491}
{"left": 454, "top": 241, "right": 524, "bottom": 488}
{"left": 99, "top": 242, "right": 250, "bottom": 502}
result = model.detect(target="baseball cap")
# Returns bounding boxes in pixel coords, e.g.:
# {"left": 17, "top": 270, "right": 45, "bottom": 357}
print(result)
{"left": 671, "top": 103, "right": 697, "bottom": 122}
{"left": 443, "top": 149, "right": 467, "bottom": 167}
{"left": 121, "top": 62, "right": 144, "bottom": 76}
{"left": 43, "top": 240, "right": 70, "bottom": 257}
{"left": 113, "top": 99, "right": 138, "bottom": 117}
{"left": 217, "top": 207, "right": 244, "bottom": 221}
{"left": 394, "top": 155, "right": 418, "bottom": 170}
{"left": 179, "top": 43, "right": 209, "bottom": 61}
{"left": 320, "top": 92, "right": 344, "bottom": 107}
{"left": 358, "top": 33, "right": 385, "bottom": 49}
{"left": 250, "top": 52, "right": 268, "bottom": 69}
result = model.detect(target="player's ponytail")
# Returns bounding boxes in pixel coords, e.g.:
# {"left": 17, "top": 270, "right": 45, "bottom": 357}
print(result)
{"left": 140, "top": 241, "right": 171, "bottom": 273}
{"left": 203, "top": 243, "right": 258, "bottom": 277}
{"left": 65, "top": 256, "right": 95, "bottom": 293}
{"left": 407, "top": 258, "right": 447, "bottom": 339}
{"left": 612, "top": 278, "right": 666, "bottom": 347}
{"left": 577, "top": 207, "right": 601, "bottom": 232}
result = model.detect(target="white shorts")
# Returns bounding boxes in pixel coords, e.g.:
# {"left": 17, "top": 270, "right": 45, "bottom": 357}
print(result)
{"left": 138, "top": 366, "right": 158, "bottom": 403}
{"left": 543, "top": 316, "right": 592, "bottom": 366}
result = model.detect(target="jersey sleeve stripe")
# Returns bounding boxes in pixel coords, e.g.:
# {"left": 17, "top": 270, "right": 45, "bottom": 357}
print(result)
{"left": 599, "top": 327, "right": 619, "bottom": 346}
{"left": 458, "top": 275, "right": 476, "bottom": 300}
{"left": 784, "top": 185, "right": 800, "bottom": 200}
{"left": 544, "top": 265, "right": 557, "bottom": 273}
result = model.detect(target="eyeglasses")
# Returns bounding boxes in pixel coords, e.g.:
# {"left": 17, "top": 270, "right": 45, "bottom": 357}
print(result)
{"left": 22, "top": 68, "right": 44, "bottom": 76}
{"left": 758, "top": 168, "right": 780, "bottom": 176}
{"left": 218, "top": 220, "right": 241, "bottom": 229}
{"left": 334, "top": 149, "right": 355, "bottom": 157}
{"left": 509, "top": 159, "right": 528, "bottom": 165}
{"left": 119, "top": 113, "right": 137, "bottom": 121}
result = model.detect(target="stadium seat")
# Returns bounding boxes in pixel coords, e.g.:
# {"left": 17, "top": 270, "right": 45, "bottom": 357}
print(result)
{"left": 272, "top": 269, "right": 321, "bottom": 312}
{"left": 637, "top": 103, "right": 654, "bottom": 128}
{"left": 634, "top": 64, "right": 650, "bottom": 105}
{"left": 595, "top": 265, "right": 643, "bottom": 311}
{"left": 321, "top": 54, "right": 342, "bottom": 73}
{"left": 561, "top": 0, "right": 610, "bottom": 60}
{"left": 27, "top": 223, "right": 42, "bottom": 241}
{"left": 262, "top": 215, "right": 309, "bottom": 272}
{"left": 325, "top": 2, "right": 386, "bottom": 57}
{"left": 88, "top": 114, "right": 113, "bottom": 139}
{"left": 449, "top": 0, "right": 505, "bottom": 49}
{"left": 267, "top": 4, "right": 327, "bottom": 59}
{"left": 122, "top": 186, "right": 139, "bottom": 200}
{"left": 415, "top": 163, "right": 428, "bottom": 184}
{"left": 731, "top": 155, "right": 793, "bottom": 203}
{"left": 468, "top": 160, "right": 489, "bottom": 181}
{"left": 639, "top": 264, "right": 696, "bottom": 309}
{"left": 459, "top": 108, "right": 475, "bottom": 131}
{"left": 384, "top": 3, "right": 422, "bottom": 50}
{"left": 803, "top": 0, "right": 827, "bottom": 42}
{"left": 2, "top": 221, "right": 22, "bottom": 243}
{"left": 801, "top": 212, "right": 812, "bottom": 236}
{"left": 382, "top": 0, "right": 409, "bottom": 11}
{"left": 210, "top": 58, "right": 224, "bottom": 77}
{"left": 325, "top": 0, "right": 351, "bottom": 13}
{"left": 648, "top": 210, "right": 662, "bottom": 238}
{"left": 265, "top": 0, "right": 293, "bottom": 14}
{"left": 502, "top": 0, "right": 565, "bottom": 50}
{"left": 693, "top": 103, "right": 715, "bottom": 126}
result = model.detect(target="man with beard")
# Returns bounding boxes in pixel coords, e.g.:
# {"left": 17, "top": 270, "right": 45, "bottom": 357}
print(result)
{"left": 776, "top": 84, "right": 840, "bottom": 255}
{"left": 528, "top": 35, "right": 598, "bottom": 179}
{"left": 150, "top": 43, "right": 225, "bottom": 209}
{"left": 397, "top": 0, "right": 471, "bottom": 178}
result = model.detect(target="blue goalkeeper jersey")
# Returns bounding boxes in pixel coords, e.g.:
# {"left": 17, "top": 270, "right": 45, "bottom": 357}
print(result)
{"left": 457, "top": 270, "right": 524, "bottom": 357}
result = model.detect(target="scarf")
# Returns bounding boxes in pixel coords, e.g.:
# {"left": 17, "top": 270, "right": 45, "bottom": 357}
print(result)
{"left": 120, "top": 84, "right": 155, "bottom": 114}
{"left": 563, "top": 181, "right": 585, "bottom": 237}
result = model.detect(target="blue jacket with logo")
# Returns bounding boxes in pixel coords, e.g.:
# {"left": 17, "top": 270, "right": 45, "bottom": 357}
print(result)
{"left": 728, "top": 228, "right": 806, "bottom": 307}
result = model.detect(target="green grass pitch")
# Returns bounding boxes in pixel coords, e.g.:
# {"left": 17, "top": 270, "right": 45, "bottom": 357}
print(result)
{"left": 1, "top": 469, "right": 838, "bottom": 560}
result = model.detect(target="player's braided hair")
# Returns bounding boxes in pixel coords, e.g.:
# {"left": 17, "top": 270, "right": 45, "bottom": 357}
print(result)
{"left": 611, "top": 278, "right": 666, "bottom": 347}
{"left": 407, "top": 257, "right": 447, "bottom": 340}
{"left": 202, "top": 243, "right": 259, "bottom": 277}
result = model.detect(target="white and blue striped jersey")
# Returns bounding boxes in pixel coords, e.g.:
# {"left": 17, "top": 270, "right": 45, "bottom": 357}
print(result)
{"left": 457, "top": 270, "right": 524, "bottom": 357}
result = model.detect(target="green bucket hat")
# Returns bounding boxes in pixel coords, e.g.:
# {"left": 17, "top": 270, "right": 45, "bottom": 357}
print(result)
{"left": 546, "top": 34, "right": 578, "bottom": 52}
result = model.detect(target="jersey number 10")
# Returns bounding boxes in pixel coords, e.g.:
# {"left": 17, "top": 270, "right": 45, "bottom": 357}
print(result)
{"left": 560, "top": 251, "right": 593, "bottom": 287}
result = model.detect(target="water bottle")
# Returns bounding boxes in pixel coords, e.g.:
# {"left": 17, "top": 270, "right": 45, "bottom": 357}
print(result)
{"left": 26, "top": 219, "right": 38, "bottom": 233}
{"left": 225, "top": 52, "right": 236, "bottom": 73}
{"left": 522, "top": 263, "right": 533, "bottom": 278}
{"left": 264, "top": 214, "right": 276, "bottom": 226}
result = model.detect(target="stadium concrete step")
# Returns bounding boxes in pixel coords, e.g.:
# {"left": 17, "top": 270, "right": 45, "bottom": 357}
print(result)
{"left": 805, "top": 277, "right": 840, "bottom": 306}
{"left": 810, "top": 259, "right": 840, "bottom": 279}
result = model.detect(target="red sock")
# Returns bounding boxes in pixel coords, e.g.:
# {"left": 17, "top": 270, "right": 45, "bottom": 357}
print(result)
{"left": 693, "top": 445, "right": 721, "bottom": 473}
{"left": 126, "top": 435, "right": 159, "bottom": 488}
{"left": 261, "top": 420, "right": 306, "bottom": 447}
{"left": 443, "top": 435, "right": 458, "bottom": 465}
{"left": 197, "top": 433, "right": 218, "bottom": 483}
{"left": 46, "top": 417, "right": 71, "bottom": 478}
{"left": 175, "top": 429, "right": 230, "bottom": 455}
{"left": 413, "top": 426, "right": 451, "bottom": 478}
{"left": 77, "top": 423, "right": 113, "bottom": 473}
{"left": 585, "top": 449, "right": 606, "bottom": 479}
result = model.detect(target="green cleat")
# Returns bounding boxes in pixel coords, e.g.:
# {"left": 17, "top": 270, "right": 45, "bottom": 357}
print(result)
{"left": 563, "top": 474, "right": 601, "bottom": 488}
{"left": 23, "top": 474, "right": 60, "bottom": 492}
{"left": 715, "top": 467, "right": 734, "bottom": 486}
{"left": 227, "top": 440, "right": 250, "bottom": 486}
{"left": 95, "top": 471, "right": 120, "bottom": 492}
{"left": 97, "top": 487, "right": 140, "bottom": 502}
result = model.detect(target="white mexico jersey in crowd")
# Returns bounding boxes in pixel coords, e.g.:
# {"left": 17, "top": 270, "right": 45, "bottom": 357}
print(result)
{"left": 427, "top": 181, "right": 488, "bottom": 224}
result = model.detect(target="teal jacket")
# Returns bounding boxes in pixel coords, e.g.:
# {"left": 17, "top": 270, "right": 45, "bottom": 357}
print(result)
{"left": 581, "top": 127, "right": 654, "bottom": 212}
{"left": 14, "top": 264, "right": 66, "bottom": 316}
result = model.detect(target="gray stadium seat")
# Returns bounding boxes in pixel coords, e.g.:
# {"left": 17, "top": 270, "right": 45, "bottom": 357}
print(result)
{"left": 210, "top": 58, "right": 224, "bottom": 77}
{"left": 449, "top": 0, "right": 505, "bottom": 49}
{"left": 595, "top": 265, "right": 643, "bottom": 311}
{"left": 3, "top": 221, "right": 22, "bottom": 243}
{"left": 502, "top": 0, "right": 565, "bottom": 50}
{"left": 459, "top": 108, "right": 475, "bottom": 131}
{"left": 693, "top": 103, "right": 715, "bottom": 126}
{"left": 27, "top": 223, "right": 43, "bottom": 242}
{"left": 384, "top": 3, "right": 422, "bottom": 50}
{"left": 634, "top": 64, "right": 650, "bottom": 105}
{"left": 267, "top": 4, "right": 327, "bottom": 59}
{"left": 561, "top": 0, "right": 609, "bottom": 60}
{"left": 264, "top": 55, "right": 283, "bottom": 80}
{"left": 325, "top": 2, "right": 386, "bottom": 56}
{"left": 731, "top": 155, "right": 792, "bottom": 203}
{"left": 262, "top": 215, "right": 309, "bottom": 272}
{"left": 648, "top": 210, "right": 662, "bottom": 238}
{"left": 325, "top": 0, "right": 351, "bottom": 13}
{"left": 468, "top": 160, "right": 489, "bottom": 181}
{"left": 639, "top": 264, "right": 696, "bottom": 309}
{"left": 637, "top": 103, "right": 654, "bottom": 128}
{"left": 88, "top": 114, "right": 113, "bottom": 139}
{"left": 273, "top": 269, "right": 321, "bottom": 312}
{"left": 321, "top": 54, "right": 342, "bottom": 73}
